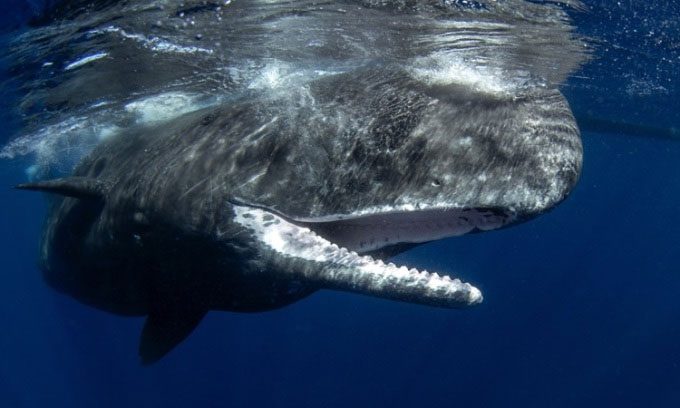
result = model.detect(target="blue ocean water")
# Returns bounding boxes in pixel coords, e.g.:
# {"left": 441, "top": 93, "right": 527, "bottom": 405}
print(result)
{"left": 1, "top": 2, "right": 679, "bottom": 407}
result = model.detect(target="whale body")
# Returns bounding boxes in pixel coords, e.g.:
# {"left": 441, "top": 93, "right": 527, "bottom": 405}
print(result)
{"left": 12, "top": 0, "right": 586, "bottom": 363}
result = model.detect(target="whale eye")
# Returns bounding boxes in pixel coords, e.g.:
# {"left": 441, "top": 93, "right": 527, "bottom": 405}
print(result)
{"left": 431, "top": 178, "right": 442, "bottom": 187}
{"left": 92, "top": 158, "right": 107, "bottom": 177}
{"left": 201, "top": 113, "right": 216, "bottom": 126}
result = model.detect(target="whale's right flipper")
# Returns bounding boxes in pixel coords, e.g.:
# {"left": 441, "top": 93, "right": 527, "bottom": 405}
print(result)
{"left": 139, "top": 308, "right": 208, "bottom": 365}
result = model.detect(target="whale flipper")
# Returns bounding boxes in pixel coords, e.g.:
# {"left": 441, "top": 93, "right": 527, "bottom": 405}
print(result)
{"left": 15, "top": 177, "right": 107, "bottom": 199}
{"left": 139, "top": 308, "right": 208, "bottom": 365}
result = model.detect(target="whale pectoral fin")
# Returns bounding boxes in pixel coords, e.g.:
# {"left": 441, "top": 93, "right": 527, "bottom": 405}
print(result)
{"left": 15, "top": 176, "right": 107, "bottom": 199}
{"left": 139, "top": 308, "right": 207, "bottom": 365}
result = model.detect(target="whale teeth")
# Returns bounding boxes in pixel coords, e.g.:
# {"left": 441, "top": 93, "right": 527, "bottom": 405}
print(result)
{"left": 234, "top": 203, "right": 482, "bottom": 307}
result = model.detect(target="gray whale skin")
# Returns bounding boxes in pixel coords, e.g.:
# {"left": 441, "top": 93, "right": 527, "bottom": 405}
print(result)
{"left": 18, "top": 66, "right": 581, "bottom": 363}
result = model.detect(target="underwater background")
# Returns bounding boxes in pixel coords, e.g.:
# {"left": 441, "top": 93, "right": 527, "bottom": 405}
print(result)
{"left": 1, "top": 1, "right": 679, "bottom": 407}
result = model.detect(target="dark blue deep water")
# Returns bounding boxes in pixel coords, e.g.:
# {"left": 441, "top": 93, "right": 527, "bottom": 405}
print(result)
{"left": 1, "top": 1, "right": 679, "bottom": 407}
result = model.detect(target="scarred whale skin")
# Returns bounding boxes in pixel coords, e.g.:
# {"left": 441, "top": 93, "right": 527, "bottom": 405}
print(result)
{"left": 18, "top": 66, "right": 581, "bottom": 363}
{"left": 12, "top": 0, "right": 586, "bottom": 364}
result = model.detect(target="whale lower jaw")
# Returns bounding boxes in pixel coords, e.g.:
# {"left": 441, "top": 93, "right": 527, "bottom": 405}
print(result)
{"left": 232, "top": 204, "right": 483, "bottom": 308}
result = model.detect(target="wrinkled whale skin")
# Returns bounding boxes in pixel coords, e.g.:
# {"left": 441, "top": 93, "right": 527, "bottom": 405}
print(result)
{"left": 18, "top": 66, "right": 582, "bottom": 363}
{"left": 35, "top": 69, "right": 580, "bottom": 311}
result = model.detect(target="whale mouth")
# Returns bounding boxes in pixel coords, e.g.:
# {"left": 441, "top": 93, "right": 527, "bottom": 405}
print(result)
{"left": 291, "top": 207, "right": 514, "bottom": 253}
{"left": 232, "top": 202, "right": 495, "bottom": 308}
{"left": 230, "top": 198, "right": 514, "bottom": 254}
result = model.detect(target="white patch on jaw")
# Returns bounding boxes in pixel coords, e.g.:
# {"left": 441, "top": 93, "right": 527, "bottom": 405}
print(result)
{"left": 232, "top": 204, "right": 483, "bottom": 308}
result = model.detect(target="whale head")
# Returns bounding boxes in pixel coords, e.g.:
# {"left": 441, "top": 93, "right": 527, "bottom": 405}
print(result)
{"left": 12, "top": 0, "right": 586, "bottom": 363}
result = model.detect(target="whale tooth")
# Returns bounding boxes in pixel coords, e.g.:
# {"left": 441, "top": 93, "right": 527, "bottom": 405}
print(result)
{"left": 468, "top": 286, "right": 483, "bottom": 303}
